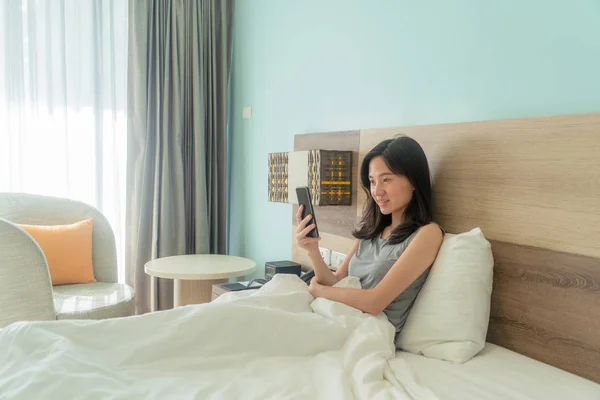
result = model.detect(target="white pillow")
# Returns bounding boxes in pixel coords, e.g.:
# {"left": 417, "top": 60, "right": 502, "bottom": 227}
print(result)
{"left": 396, "top": 227, "right": 494, "bottom": 363}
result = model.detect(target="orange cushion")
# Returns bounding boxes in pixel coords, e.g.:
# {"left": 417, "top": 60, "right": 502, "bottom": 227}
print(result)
{"left": 18, "top": 218, "right": 96, "bottom": 285}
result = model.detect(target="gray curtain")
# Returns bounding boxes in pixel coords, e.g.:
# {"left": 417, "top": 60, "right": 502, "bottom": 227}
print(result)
{"left": 126, "top": 0, "right": 233, "bottom": 313}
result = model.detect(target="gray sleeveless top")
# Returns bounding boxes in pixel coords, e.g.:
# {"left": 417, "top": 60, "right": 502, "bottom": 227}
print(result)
{"left": 348, "top": 227, "right": 434, "bottom": 347}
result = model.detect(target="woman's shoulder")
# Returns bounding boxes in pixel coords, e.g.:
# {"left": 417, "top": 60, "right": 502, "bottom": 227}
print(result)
{"left": 355, "top": 223, "right": 443, "bottom": 249}
{"left": 408, "top": 223, "right": 445, "bottom": 254}
{"left": 419, "top": 222, "right": 445, "bottom": 237}
{"left": 399, "top": 223, "right": 444, "bottom": 250}
{"left": 413, "top": 222, "right": 445, "bottom": 242}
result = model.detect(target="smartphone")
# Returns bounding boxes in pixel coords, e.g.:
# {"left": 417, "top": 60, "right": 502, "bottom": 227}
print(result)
{"left": 296, "top": 186, "right": 320, "bottom": 238}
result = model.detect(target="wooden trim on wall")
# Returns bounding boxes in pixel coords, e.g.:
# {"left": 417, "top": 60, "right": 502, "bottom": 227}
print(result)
{"left": 359, "top": 113, "right": 600, "bottom": 258}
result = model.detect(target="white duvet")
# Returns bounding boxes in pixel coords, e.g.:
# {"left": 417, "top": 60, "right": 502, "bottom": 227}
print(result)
{"left": 0, "top": 275, "right": 438, "bottom": 400}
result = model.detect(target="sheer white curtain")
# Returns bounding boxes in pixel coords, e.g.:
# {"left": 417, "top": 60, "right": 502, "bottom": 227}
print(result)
{"left": 0, "top": 0, "right": 128, "bottom": 281}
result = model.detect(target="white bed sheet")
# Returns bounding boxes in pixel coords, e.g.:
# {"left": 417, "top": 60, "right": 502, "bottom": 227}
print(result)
{"left": 389, "top": 343, "right": 600, "bottom": 400}
{"left": 0, "top": 276, "right": 437, "bottom": 400}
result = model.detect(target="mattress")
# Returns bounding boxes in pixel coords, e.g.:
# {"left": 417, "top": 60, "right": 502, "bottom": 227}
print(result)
{"left": 390, "top": 343, "right": 600, "bottom": 400}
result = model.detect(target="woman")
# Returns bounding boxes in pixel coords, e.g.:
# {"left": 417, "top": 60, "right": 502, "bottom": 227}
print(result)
{"left": 295, "top": 136, "right": 443, "bottom": 344}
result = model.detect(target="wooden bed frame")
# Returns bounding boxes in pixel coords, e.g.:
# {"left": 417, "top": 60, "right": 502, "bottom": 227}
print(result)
{"left": 290, "top": 113, "right": 600, "bottom": 383}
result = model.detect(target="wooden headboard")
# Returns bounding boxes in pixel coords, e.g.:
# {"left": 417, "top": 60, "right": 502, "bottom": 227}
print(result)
{"left": 291, "top": 113, "right": 600, "bottom": 383}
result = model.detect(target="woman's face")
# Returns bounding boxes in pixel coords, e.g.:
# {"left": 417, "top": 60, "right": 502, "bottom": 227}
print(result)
{"left": 368, "top": 156, "right": 414, "bottom": 217}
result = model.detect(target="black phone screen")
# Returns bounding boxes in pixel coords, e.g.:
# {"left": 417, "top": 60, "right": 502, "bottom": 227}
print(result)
{"left": 296, "top": 186, "right": 319, "bottom": 238}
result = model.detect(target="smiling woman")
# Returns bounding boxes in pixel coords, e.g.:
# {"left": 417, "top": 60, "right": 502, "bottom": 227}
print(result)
{"left": 355, "top": 136, "right": 434, "bottom": 244}
{"left": 296, "top": 136, "right": 444, "bottom": 346}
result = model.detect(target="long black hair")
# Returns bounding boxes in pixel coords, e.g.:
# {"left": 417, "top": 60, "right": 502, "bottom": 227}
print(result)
{"left": 352, "top": 136, "right": 433, "bottom": 245}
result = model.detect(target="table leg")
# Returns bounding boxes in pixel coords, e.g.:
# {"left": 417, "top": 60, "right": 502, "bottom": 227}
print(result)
{"left": 174, "top": 279, "right": 226, "bottom": 306}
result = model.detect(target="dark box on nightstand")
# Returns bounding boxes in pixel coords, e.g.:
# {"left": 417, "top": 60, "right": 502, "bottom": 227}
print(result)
{"left": 264, "top": 260, "right": 302, "bottom": 281}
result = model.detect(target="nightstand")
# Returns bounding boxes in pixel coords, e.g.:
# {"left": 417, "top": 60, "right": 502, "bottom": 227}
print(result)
{"left": 144, "top": 254, "right": 256, "bottom": 306}
{"left": 211, "top": 283, "right": 230, "bottom": 301}
{"left": 211, "top": 281, "right": 264, "bottom": 301}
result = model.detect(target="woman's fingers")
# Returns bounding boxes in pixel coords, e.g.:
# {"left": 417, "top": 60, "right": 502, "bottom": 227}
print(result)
{"left": 295, "top": 213, "right": 313, "bottom": 233}
{"left": 296, "top": 205, "right": 303, "bottom": 224}
{"left": 295, "top": 206, "right": 316, "bottom": 245}
{"left": 297, "top": 223, "right": 316, "bottom": 239}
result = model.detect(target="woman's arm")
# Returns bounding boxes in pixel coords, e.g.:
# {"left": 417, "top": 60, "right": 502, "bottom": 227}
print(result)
{"left": 306, "top": 248, "right": 338, "bottom": 286}
{"left": 296, "top": 205, "right": 359, "bottom": 287}
{"left": 295, "top": 204, "right": 336, "bottom": 286}
{"left": 306, "top": 239, "right": 358, "bottom": 286}
{"left": 308, "top": 224, "right": 443, "bottom": 314}
{"left": 331, "top": 239, "right": 358, "bottom": 281}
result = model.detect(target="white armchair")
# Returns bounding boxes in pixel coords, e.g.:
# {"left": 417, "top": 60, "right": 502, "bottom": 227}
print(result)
{"left": 0, "top": 193, "right": 135, "bottom": 328}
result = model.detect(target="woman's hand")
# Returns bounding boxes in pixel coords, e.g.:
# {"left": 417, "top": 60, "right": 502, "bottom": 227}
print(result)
{"left": 296, "top": 205, "right": 320, "bottom": 254}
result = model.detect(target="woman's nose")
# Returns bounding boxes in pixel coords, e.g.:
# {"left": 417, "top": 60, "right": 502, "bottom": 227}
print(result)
{"left": 373, "top": 184, "right": 384, "bottom": 196}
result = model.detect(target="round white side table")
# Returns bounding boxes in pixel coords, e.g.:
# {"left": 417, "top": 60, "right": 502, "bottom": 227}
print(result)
{"left": 144, "top": 254, "right": 256, "bottom": 306}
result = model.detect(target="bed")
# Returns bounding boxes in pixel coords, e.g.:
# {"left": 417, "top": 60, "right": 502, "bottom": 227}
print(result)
{"left": 392, "top": 343, "right": 600, "bottom": 400}
{"left": 291, "top": 112, "right": 600, "bottom": 397}
{"left": 1, "top": 113, "right": 599, "bottom": 399}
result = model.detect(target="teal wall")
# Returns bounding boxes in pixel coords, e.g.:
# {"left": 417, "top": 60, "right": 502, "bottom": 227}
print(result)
{"left": 228, "top": 0, "right": 600, "bottom": 277}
